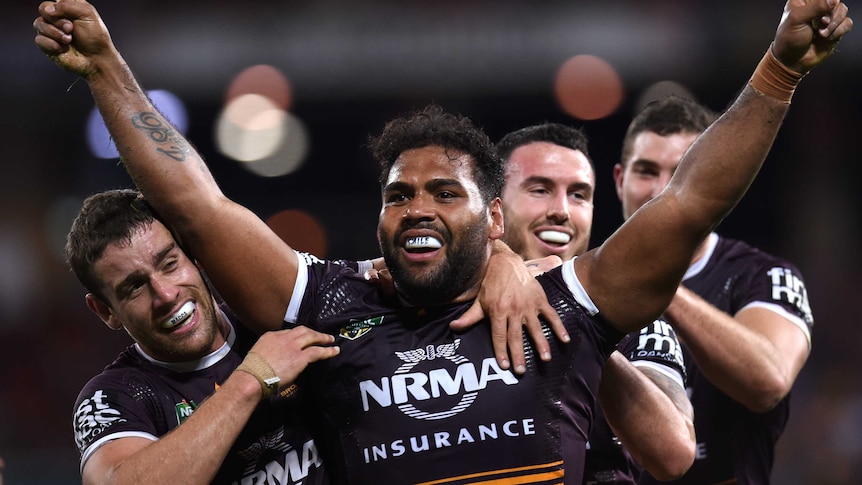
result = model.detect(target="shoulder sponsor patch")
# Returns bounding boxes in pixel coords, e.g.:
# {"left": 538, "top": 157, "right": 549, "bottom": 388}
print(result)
{"left": 767, "top": 266, "right": 813, "bottom": 324}
{"left": 74, "top": 389, "right": 127, "bottom": 449}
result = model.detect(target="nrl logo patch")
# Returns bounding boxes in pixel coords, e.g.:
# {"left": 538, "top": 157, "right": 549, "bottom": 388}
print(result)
{"left": 340, "top": 316, "right": 384, "bottom": 340}
{"left": 175, "top": 399, "right": 197, "bottom": 425}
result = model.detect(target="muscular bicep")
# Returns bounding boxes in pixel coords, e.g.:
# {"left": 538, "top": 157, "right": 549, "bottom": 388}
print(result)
{"left": 576, "top": 194, "right": 707, "bottom": 334}
{"left": 82, "top": 437, "right": 153, "bottom": 485}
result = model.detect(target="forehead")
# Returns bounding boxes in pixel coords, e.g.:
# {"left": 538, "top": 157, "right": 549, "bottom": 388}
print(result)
{"left": 506, "top": 142, "right": 594, "bottom": 186}
{"left": 385, "top": 145, "right": 477, "bottom": 187}
{"left": 94, "top": 221, "right": 175, "bottom": 281}
{"left": 626, "top": 131, "right": 698, "bottom": 168}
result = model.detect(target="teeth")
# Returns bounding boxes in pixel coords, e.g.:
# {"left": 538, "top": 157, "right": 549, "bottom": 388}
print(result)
{"left": 538, "top": 230, "right": 571, "bottom": 244}
{"left": 163, "top": 301, "right": 195, "bottom": 329}
{"left": 405, "top": 236, "right": 442, "bottom": 250}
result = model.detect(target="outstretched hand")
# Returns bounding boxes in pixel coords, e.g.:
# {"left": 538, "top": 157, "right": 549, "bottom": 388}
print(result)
{"left": 249, "top": 326, "right": 340, "bottom": 394}
{"left": 773, "top": 0, "right": 852, "bottom": 73}
{"left": 34, "top": 0, "right": 114, "bottom": 77}
{"left": 450, "top": 249, "right": 568, "bottom": 375}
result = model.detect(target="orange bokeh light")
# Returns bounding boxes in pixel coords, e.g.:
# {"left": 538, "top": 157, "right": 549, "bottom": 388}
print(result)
{"left": 554, "top": 55, "right": 624, "bottom": 120}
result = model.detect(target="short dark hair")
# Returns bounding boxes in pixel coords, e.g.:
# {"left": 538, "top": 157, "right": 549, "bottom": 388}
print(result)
{"left": 368, "top": 104, "right": 504, "bottom": 203}
{"left": 620, "top": 95, "right": 717, "bottom": 166}
{"left": 496, "top": 122, "right": 593, "bottom": 174}
{"left": 66, "top": 189, "right": 164, "bottom": 300}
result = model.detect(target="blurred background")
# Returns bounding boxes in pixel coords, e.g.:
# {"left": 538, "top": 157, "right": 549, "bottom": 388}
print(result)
{"left": 3, "top": 1, "right": 861, "bottom": 483}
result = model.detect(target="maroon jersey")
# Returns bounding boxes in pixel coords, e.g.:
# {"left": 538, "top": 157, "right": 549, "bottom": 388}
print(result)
{"left": 72, "top": 313, "right": 328, "bottom": 485}
{"left": 640, "top": 234, "right": 813, "bottom": 485}
{"left": 581, "top": 321, "right": 687, "bottom": 485}
{"left": 285, "top": 253, "right": 625, "bottom": 484}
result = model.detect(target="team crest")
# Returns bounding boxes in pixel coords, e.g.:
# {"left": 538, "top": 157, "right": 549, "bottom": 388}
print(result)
{"left": 340, "top": 316, "right": 385, "bottom": 340}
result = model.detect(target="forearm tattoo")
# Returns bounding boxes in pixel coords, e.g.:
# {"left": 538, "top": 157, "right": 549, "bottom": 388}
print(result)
{"left": 131, "top": 111, "right": 190, "bottom": 161}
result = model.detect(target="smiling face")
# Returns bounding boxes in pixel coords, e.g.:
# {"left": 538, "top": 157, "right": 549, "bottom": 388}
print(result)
{"left": 86, "top": 220, "right": 224, "bottom": 362}
{"left": 614, "top": 131, "right": 699, "bottom": 220}
{"left": 501, "top": 141, "right": 595, "bottom": 261}
{"left": 377, "top": 145, "right": 503, "bottom": 306}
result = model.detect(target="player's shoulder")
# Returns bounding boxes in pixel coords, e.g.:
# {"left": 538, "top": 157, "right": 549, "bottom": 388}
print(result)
{"left": 714, "top": 235, "right": 799, "bottom": 270}
{"left": 76, "top": 348, "right": 150, "bottom": 398}
{"left": 297, "top": 252, "right": 367, "bottom": 274}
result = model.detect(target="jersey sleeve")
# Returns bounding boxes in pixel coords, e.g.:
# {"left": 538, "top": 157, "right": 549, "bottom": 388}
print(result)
{"left": 283, "top": 251, "right": 370, "bottom": 330}
{"left": 735, "top": 257, "right": 814, "bottom": 348}
{"left": 72, "top": 373, "right": 161, "bottom": 471}
{"left": 618, "top": 319, "right": 687, "bottom": 387}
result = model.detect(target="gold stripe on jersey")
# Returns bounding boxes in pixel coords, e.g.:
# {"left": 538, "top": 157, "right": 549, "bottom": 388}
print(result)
{"left": 414, "top": 461, "right": 564, "bottom": 485}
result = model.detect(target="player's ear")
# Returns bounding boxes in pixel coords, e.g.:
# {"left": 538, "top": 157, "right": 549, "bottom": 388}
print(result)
{"left": 86, "top": 293, "right": 123, "bottom": 331}
{"left": 488, "top": 197, "right": 504, "bottom": 239}
{"left": 613, "top": 163, "right": 625, "bottom": 200}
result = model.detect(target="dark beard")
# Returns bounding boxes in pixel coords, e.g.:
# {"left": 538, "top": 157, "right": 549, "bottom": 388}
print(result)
{"left": 380, "top": 218, "right": 488, "bottom": 306}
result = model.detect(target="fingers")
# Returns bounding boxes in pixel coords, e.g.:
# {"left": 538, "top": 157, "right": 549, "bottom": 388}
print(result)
{"left": 521, "top": 314, "right": 549, "bottom": 363}
{"left": 789, "top": 0, "right": 851, "bottom": 36}
{"left": 42, "top": 0, "right": 92, "bottom": 20}
{"left": 449, "top": 300, "right": 484, "bottom": 330}
{"left": 250, "top": 327, "right": 339, "bottom": 389}
{"left": 505, "top": 317, "right": 527, "bottom": 374}
{"left": 282, "top": 325, "right": 336, "bottom": 348}
{"left": 363, "top": 268, "right": 380, "bottom": 281}
{"left": 812, "top": 1, "right": 850, "bottom": 38}
{"left": 34, "top": 1, "right": 82, "bottom": 56}
{"left": 824, "top": 4, "right": 853, "bottom": 40}
{"left": 365, "top": 268, "right": 396, "bottom": 298}
{"left": 489, "top": 313, "right": 512, "bottom": 371}
{"left": 302, "top": 342, "right": 341, "bottom": 364}
{"left": 34, "top": 14, "right": 72, "bottom": 52}
{"left": 37, "top": 1, "right": 76, "bottom": 33}
{"left": 773, "top": 0, "right": 852, "bottom": 73}
{"left": 540, "top": 301, "right": 570, "bottom": 344}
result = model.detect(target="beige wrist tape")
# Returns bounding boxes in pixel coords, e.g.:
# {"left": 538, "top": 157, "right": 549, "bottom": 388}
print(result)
{"left": 236, "top": 351, "right": 280, "bottom": 397}
{"left": 749, "top": 46, "right": 804, "bottom": 104}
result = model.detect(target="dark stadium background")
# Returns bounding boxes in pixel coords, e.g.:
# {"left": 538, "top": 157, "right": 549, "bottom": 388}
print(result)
{"left": 2, "top": 1, "right": 860, "bottom": 483}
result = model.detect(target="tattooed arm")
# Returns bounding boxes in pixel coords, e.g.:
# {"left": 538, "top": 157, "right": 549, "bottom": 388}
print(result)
{"left": 35, "top": 0, "right": 298, "bottom": 333}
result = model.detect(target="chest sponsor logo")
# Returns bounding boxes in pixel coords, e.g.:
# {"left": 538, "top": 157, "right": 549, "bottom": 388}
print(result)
{"left": 767, "top": 267, "right": 813, "bottom": 324}
{"left": 234, "top": 435, "right": 323, "bottom": 485}
{"left": 74, "top": 389, "right": 126, "bottom": 450}
{"left": 340, "top": 315, "right": 384, "bottom": 340}
{"left": 359, "top": 339, "right": 519, "bottom": 420}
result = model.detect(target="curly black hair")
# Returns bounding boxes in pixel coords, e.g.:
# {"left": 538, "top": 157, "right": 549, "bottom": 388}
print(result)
{"left": 368, "top": 105, "right": 504, "bottom": 203}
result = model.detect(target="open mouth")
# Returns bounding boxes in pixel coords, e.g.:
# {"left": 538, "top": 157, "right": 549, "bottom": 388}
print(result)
{"left": 404, "top": 235, "right": 442, "bottom": 253}
{"left": 537, "top": 230, "right": 571, "bottom": 246}
{"left": 162, "top": 301, "right": 196, "bottom": 329}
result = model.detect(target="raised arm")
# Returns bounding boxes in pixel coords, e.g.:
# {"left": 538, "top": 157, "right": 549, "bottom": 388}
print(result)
{"left": 34, "top": 0, "right": 297, "bottom": 332}
{"left": 578, "top": 0, "right": 851, "bottom": 333}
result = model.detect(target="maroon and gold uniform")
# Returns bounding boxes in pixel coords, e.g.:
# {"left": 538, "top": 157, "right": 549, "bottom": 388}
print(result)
{"left": 72, "top": 313, "right": 329, "bottom": 485}
{"left": 286, "top": 253, "right": 625, "bottom": 485}
{"left": 640, "top": 234, "right": 813, "bottom": 485}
